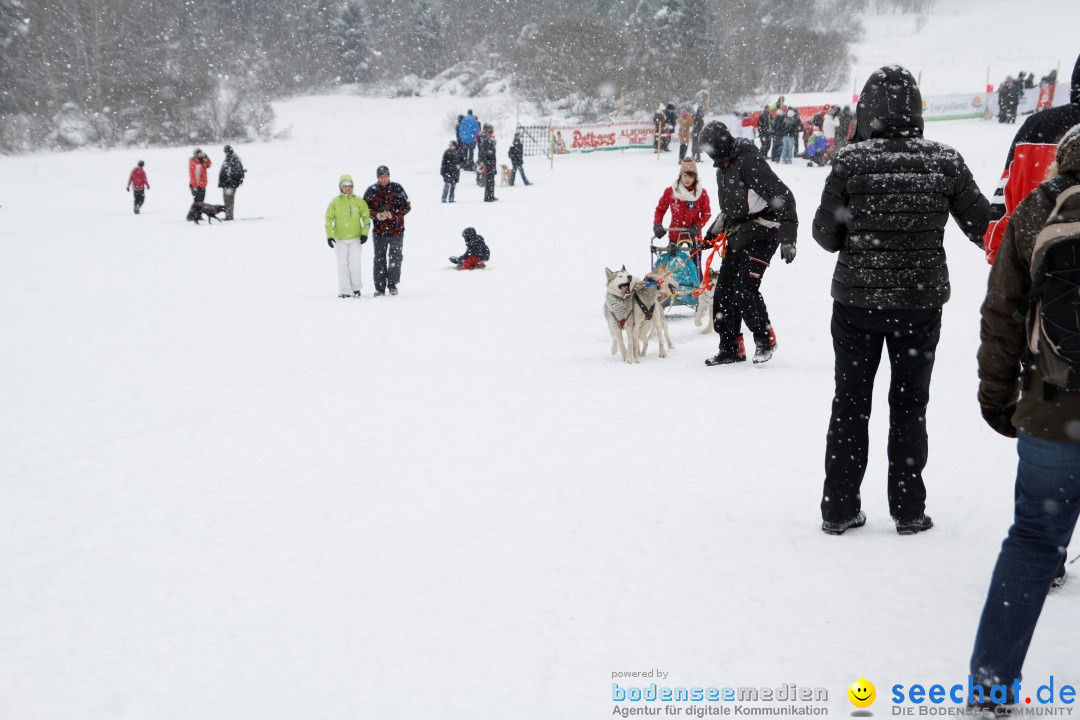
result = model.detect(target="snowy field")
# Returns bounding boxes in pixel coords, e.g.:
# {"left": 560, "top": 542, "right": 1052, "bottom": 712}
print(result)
{"left": 1, "top": 92, "right": 1077, "bottom": 719}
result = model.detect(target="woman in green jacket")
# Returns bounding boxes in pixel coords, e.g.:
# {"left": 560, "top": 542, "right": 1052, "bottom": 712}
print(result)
{"left": 325, "top": 174, "right": 371, "bottom": 298}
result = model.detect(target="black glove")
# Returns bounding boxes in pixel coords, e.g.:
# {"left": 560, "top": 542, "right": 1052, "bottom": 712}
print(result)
{"left": 981, "top": 405, "right": 1017, "bottom": 438}
{"left": 666, "top": 242, "right": 678, "bottom": 255}
{"left": 703, "top": 230, "right": 718, "bottom": 243}
{"left": 688, "top": 224, "right": 700, "bottom": 237}
{"left": 327, "top": 237, "right": 335, "bottom": 248}
{"left": 360, "top": 234, "right": 368, "bottom": 244}
{"left": 126, "top": 187, "right": 130, "bottom": 192}
{"left": 653, "top": 224, "right": 666, "bottom": 239}
{"left": 780, "top": 243, "right": 797, "bottom": 264}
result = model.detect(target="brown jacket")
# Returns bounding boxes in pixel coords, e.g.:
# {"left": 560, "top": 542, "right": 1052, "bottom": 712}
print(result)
{"left": 977, "top": 143, "right": 1080, "bottom": 442}
{"left": 677, "top": 112, "right": 693, "bottom": 144}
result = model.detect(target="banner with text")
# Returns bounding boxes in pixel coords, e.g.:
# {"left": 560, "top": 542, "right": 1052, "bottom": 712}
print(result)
{"left": 550, "top": 121, "right": 655, "bottom": 154}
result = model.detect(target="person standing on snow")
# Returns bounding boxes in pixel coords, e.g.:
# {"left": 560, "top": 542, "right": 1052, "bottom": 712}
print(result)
{"left": 477, "top": 125, "right": 498, "bottom": 202}
{"left": 508, "top": 132, "right": 531, "bottom": 186}
{"left": 698, "top": 121, "right": 797, "bottom": 367}
{"left": 188, "top": 148, "right": 211, "bottom": 203}
{"left": 441, "top": 140, "right": 460, "bottom": 203}
{"left": 217, "top": 145, "right": 246, "bottom": 220}
{"left": 756, "top": 106, "right": 773, "bottom": 159}
{"left": 325, "top": 174, "right": 371, "bottom": 298}
{"left": 780, "top": 108, "right": 802, "bottom": 164}
{"left": 677, "top": 109, "right": 694, "bottom": 161}
{"left": 821, "top": 106, "right": 840, "bottom": 158}
{"left": 126, "top": 160, "right": 150, "bottom": 214}
{"left": 836, "top": 106, "right": 854, "bottom": 152}
{"left": 983, "top": 52, "right": 1080, "bottom": 264}
{"left": 811, "top": 65, "right": 990, "bottom": 537}
{"left": 458, "top": 109, "right": 480, "bottom": 171}
{"left": 691, "top": 105, "right": 705, "bottom": 161}
{"left": 968, "top": 127, "right": 1080, "bottom": 701}
{"left": 363, "top": 165, "right": 411, "bottom": 296}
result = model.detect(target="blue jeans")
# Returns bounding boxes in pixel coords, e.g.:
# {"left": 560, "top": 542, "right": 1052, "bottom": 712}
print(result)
{"left": 510, "top": 163, "right": 529, "bottom": 185}
{"left": 442, "top": 181, "right": 456, "bottom": 202}
{"left": 970, "top": 432, "right": 1080, "bottom": 683}
{"left": 781, "top": 136, "right": 795, "bottom": 164}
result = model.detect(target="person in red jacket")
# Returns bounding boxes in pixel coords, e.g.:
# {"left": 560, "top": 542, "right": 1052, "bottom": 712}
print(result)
{"left": 126, "top": 160, "right": 150, "bottom": 214}
{"left": 652, "top": 159, "right": 712, "bottom": 251}
{"left": 188, "top": 148, "right": 211, "bottom": 203}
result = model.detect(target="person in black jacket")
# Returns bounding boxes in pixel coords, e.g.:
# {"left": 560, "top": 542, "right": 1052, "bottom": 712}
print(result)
{"left": 508, "top": 132, "right": 531, "bottom": 186}
{"left": 691, "top": 105, "right": 705, "bottom": 161}
{"left": 477, "top": 125, "right": 498, "bottom": 202}
{"left": 363, "top": 165, "right": 412, "bottom": 296}
{"left": 698, "top": 121, "right": 797, "bottom": 366}
{"left": 769, "top": 111, "right": 784, "bottom": 162}
{"left": 756, "top": 106, "right": 772, "bottom": 158}
{"left": 812, "top": 65, "right": 991, "bottom": 536}
{"left": 217, "top": 145, "right": 245, "bottom": 220}
{"left": 441, "top": 140, "right": 460, "bottom": 203}
{"left": 449, "top": 226, "right": 490, "bottom": 269}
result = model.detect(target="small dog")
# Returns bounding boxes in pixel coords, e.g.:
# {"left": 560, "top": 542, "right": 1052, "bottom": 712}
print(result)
{"left": 187, "top": 202, "right": 227, "bottom": 224}
{"left": 635, "top": 270, "right": 677, "bottom": 358}
{"left": 693, "top": 269, "right": 721, "bottom": 334}
{"left": 604, "top": 266, "right": 637, "bottom": 364}
{"left": 500, "top": 164, "right": 512, "bottom": 186}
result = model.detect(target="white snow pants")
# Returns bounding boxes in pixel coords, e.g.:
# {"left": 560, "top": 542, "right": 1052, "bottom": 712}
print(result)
{"left": 335, "top": 238, "right": 363, "bottom": 294}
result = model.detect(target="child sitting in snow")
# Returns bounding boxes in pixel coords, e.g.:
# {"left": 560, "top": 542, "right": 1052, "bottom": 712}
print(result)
{"left": 449, "top": 227, "right": 490, "bottom": 269}
{"left": 804, "top": 130, "right": 832, "bottom": 167}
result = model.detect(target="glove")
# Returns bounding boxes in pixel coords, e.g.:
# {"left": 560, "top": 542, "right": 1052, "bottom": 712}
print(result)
{"left": 653, "top": 224, "right": 666, "bottom": 239}
{"left": 360, "top": 234, "right": 368, "bottom": 244}
{"left": 688, "top": 224, "right": 700, "bottom": 237}
{"left": 981, "top": 405, "right": 1017, "bottom": 438}
{"left": 780, "top": 243, "right": 797, "bottom": 264}
{"left": 703, "top": 230, "right": 718, "bottom": 243}
{"left": 666, "top": 242, "right": 678, "bottom": 255}
{"left": 126, "top": 187, "right": 130, "bottom": 192}
{"left": 327, "top": 237, "right": 335, "bottom": 248}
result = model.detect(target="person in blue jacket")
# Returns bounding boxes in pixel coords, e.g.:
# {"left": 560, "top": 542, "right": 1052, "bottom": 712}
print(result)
{"left": 458, "top": 109, "right": 481, "bottom": 171}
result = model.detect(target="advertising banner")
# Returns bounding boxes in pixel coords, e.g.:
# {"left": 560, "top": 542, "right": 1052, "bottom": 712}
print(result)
{"left": 549, "top": 121, "right": 656, "bottom": 153}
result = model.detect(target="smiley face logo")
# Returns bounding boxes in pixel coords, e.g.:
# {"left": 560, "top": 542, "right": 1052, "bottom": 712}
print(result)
{"left": 848, "top": 679, "right": 876, "bottom": 708}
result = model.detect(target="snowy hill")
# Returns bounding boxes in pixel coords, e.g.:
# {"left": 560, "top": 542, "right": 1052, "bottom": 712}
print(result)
{"left": 2, "top": 90, "right": 1078, "bottom": 719}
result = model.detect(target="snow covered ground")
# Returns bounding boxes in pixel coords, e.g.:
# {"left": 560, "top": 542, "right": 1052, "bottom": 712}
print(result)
{"left": 1, "top": 93, "right": 1077, "bottom": 720}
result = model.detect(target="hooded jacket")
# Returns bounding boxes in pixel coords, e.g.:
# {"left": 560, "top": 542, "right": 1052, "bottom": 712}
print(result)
{"left": 983, "top": 53, "right": 1080, "bottom": 264}
{"left": 977, "top": 127, "right": 1080, "bottom": 442}
{"left": 812, "top": 65, "right": 990, "bottom": 309}
{"left": 325, "top": 174, "right": 371, "bottom": 241}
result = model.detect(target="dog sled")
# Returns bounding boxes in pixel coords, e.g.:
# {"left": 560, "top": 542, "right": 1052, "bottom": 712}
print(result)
{"left": 649, "top": 227, "right": 726, "bottom": 310}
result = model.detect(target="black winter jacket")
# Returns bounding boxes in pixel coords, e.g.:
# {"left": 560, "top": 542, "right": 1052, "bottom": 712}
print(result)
{"left": 218, "top": 154, "right": 245, "bottom": 188}
{"left": 509, "top": 139, "right": 524, "bottom": 166}
{"left": 705, "top": 138, "right": 798, "bottom": 247}
{"left": 812, "top": 66, "right": 990, "bottom": 309}
{"left": 441, "top": 149, "right": 460, "bottom": 182}
{"left": 463, "top": 232, "right": 490, "bottom": 261}
{"left": 363, "top": 181, "right": 411, "bottom": 236}
{"left": 478, "top": 135, "right": 496, "bottom": 168}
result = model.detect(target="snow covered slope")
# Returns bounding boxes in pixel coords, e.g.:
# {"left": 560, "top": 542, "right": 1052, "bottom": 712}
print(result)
{"left": 850, "top": 0, "right": 1078, "bottom": 95}
{"left": 1, "top": 93, "right": 1076, "bottom": 720}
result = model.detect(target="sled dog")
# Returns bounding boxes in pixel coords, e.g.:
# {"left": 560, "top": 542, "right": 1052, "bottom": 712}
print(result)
{"left": 604, "top": 266, "right": 637, "bottom": 363}
{"left": 634, "top": 270, "right": 676, "bottom": 358}
{"left": 693, "top": 269, "right": 720, "bottom": 334}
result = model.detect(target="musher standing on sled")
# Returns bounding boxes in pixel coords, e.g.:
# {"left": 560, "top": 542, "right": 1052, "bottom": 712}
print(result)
{"left": 698, "top": 121, "right": 797, "bottom": 365}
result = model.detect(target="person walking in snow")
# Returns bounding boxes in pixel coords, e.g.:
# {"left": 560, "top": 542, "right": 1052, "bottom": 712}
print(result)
{"left": 325, "top": 174, "right": 371, "bottom": 298}
{"left": 217, "top": 145, "right": 245, "bottom": 220}
{"left": 968, "top": 126, "right": 1080, "bottom": 700}
{"left": 654, "top": 104, "right": 668, "bottom": 152}
{"left": 363, "top": 165, "right": 411, "bottom": 296}
{"left": 441, "top": 140, "right": 460, "bottom": 203}
{"left": 677, "top": 109, "right": 694, "bottom": 161}
{"left": 812, "top": 65, "right": 990, "bottom": 537}
{"left": 126, "top": 160, "right": 150, "bottom": 214}
{"left": 188, "top": 148, "right": 211, "bottom": 204}
{"left": 508, "top": 132, "right": 530, "bottom": 186}
{"left": 449, "top": 226, "right": 490, "bottom": 269}
{"left": 756, "top": 106, "right": 773, "bottom": 159}
{"left": 698, "top": 121, "right": 797, "bottom": 367}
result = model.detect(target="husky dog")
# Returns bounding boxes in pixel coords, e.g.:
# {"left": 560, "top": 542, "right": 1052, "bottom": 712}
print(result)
{"left": 500, "top": 164, "right": 513, "bottom": 186}
{"left": 635, "top": 270, "right": 677, "bottom": 358}
{"left": 693, "top": 268, "right": 721, "bottom": 334}
{"left": 604, "top": 266, "right": 637, "bottom": 363}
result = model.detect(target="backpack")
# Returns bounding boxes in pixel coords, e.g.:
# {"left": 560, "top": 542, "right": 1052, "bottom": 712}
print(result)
{"left": 1025, "top": 174, "right": 1080, "bottom": 390}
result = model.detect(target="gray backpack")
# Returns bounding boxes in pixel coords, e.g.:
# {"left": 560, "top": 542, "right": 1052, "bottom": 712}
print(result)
{"left": 1026, "top": 175, "right": 1080, "bottom": 390}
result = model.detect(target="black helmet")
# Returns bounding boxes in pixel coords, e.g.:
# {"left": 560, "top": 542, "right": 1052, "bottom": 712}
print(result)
{"left": 223, "top": 145, "right": 233, "bottom": 153}
{"left": 698, "top": 121, "right": 734, "bottom": 160}
{"left": 137, "top": 160, "right": 144, "bottom": 167}
{"left": 462, "top": 227, "right": 477, "bottom": 239}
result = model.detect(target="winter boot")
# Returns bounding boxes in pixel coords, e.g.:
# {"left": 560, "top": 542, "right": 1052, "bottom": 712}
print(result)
{"left": 338, "top": 293, "right": 350, "bottom": 298}
{"left": 353, "top": 291, "right": 362, "bottom": 298}
{"left": 821, "top": 511, "right": 866, "bottom": 536}
{"left": 449, "top": 256, "right": 461, "bottom": 265}
{"left": 388, "top": 285, "right": 399, "bottom": 296}
{"left": 894, "top": 514, "right": 933, "bottom": 535}
{"left": 1052, "top": 555, "right": 1067, "bottom": 588}
{"left": 374, "top": 289, "right": 385, "bottom": 297}
{"left": 753, "top": 326, "right": 778, "bottom": 365}
{"left": 705, "top": 335, "right": 747, "bottom": 366}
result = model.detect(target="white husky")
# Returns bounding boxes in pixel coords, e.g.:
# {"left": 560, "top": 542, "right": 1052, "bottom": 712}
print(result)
{"left": 634, "top": 270, "right": 676, "bottom": 358}
{"left": 604, "top": 266, "right": 638, "bottom": 363}
{"left": 693, "top": 268, "right": 720, "bottom": 334}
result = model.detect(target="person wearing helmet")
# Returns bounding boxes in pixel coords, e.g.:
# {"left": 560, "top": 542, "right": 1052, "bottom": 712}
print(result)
{"left": 449, "top": 227, "right": 490, "bottom": 270}
{"left": 698, "top": 120, "right": 797, "bottom": 367}
{"left": 126, "top": 160, "right": 150, "bottom": 214}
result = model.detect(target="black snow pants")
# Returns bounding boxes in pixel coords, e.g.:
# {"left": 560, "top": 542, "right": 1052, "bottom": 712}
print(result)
{"left": 820, "top": 301, "right": 942, "bottom": 523}
{"left": 711, "top": 224, "right": 779, "bottom": 353}
{"left": 373, "top": 233, "right": 404, "bottom": 291}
